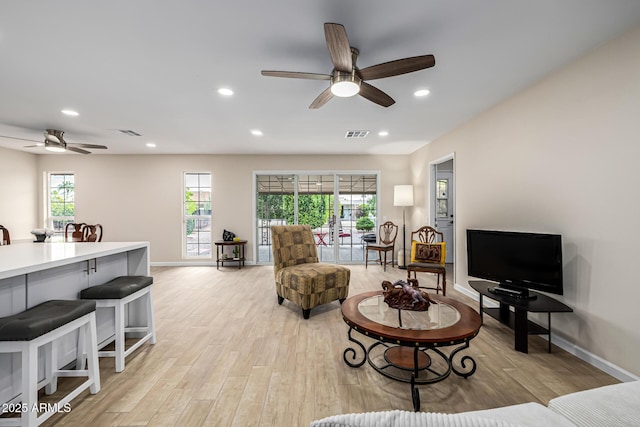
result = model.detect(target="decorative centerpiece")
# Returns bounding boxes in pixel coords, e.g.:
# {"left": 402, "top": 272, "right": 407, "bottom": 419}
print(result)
{"left": 31, "top": 228, "right": 54, "bottom": 243}
{"left": 382, "top": 278, "right": 435, "bottom": 311}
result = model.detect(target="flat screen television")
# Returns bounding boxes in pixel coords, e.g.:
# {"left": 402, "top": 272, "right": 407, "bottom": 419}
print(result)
{"left": 466, "top": 229, "right": 563, "bottom": 298}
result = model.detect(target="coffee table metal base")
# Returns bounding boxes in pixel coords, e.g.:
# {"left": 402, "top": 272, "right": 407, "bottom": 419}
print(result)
{"left": 343, "top": 327, "right": 477, "bottom": 412}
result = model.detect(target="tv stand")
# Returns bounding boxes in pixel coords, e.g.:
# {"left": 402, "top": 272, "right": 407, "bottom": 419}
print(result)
{"left": 470, "top": 281, "right": 572, "bottom": 353}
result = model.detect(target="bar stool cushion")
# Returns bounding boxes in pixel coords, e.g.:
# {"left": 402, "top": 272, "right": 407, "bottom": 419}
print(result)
{"left": 80, "top": 276, "right": 153, "bottom": 300}
{"left": 0, "top": 299, "right": 96, "bottom": 341}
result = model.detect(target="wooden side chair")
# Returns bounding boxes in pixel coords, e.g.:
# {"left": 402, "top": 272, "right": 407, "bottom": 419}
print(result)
{"left": 407, "top": 226, "right": 447, "bottom": 295}
{"left": 83, "top": 224, "right": 103, "bottom": 242}
{"left": 65, "top": 223, "right": 86, "bottom": 242}
{"left": 65, "top": 223, "right": 103, "bottom": 242}
{"left": 365, "top": 221, "right": 399, "bottom": 271}
{"left": 0, "top": 224, "right": 10, "bottom": 245}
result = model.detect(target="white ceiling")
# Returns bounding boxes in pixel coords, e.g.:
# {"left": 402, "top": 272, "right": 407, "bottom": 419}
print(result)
{"left": 1, "top": 1, "right": 639, "bottom": 156}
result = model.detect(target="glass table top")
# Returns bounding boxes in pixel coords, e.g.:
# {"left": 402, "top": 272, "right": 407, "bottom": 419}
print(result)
{"left": 357, "top": 294, "right": 461, "bottom": 330}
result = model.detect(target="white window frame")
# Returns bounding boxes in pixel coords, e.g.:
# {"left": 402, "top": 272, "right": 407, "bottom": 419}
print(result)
{"left": 182, "top": 172, "right": 212, "bottom": 258}
{"left": 46, "top": 172, "right": 75, "bottom": 238}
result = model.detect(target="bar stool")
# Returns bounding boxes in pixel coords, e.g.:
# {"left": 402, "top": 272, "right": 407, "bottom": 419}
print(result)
{"left": 80, "top": 276, "right": 155, "bottom": 372}
{"left": 0, "top": 300, "right": 100, "bottom": 427}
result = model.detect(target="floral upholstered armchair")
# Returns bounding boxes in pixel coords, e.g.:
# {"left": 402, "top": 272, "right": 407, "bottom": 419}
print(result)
{"left": 270, "top": 224, "right": 350, "bottom": 319}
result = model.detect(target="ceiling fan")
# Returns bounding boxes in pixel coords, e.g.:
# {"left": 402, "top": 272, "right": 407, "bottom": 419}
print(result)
{"left": 0, "top": 129, "right": 107, "bottom": 154}
{"left": 261, "top": 22, "right": 435, "bottom": 109}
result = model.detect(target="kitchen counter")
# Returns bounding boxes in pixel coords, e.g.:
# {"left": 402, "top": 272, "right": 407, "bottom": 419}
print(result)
{"left": 0, "top": 241, "right": 150, "bottom": 404}
{"left": 0, "top": 241, "right": 149, "bottom": 280}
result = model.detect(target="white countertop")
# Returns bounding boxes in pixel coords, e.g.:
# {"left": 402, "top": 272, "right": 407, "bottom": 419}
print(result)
{"left": 0, "top": 241, "right": 149, "bottom": 280}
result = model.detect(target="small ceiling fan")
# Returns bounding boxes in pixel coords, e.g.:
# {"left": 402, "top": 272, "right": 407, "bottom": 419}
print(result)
{"left": 261, "top": 23, "right": 435, "bottom": 109}
{"left": 0, "top": 129, "right": 107, "bottom": 154}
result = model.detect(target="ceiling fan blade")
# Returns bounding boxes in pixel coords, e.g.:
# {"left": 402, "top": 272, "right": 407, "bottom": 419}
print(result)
{"left": 324, "top": 23, "right": 352, "bottom": 73}
{"left": 261, "top": 71, "right": 331, "bottom": 80}
{"left": 70, "top": 143, "right": 108, "bottom": 149}
{"left": 66, "top": 146, "right": 91, "bottom": 155}
{"left": 359, "top": 82, "right": 395, "bottom": 107}
{"left": 309, "top": 87, "right": 334, "bottom": 109}
{"left": 0, "top": 134, "right": 42, "bottom": 143}
{"left": 359, "top": 55, "right": 435, "bottom": 80}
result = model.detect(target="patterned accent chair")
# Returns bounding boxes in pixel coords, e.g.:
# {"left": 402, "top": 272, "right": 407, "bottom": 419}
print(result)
{"left": 271, "top": 225, "right": 350, "bottom": 319}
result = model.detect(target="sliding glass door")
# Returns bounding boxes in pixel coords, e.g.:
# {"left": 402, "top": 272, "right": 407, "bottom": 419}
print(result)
{"left": 255, "top": 172, "right": 379, "bottom": 264}
{"left": 336, "top": 174, "right": 377, "bottom": 263}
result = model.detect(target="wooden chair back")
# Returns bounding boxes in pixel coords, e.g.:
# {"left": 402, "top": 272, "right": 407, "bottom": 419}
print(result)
{"left": 410, "top": 226, "right": 444, "bottom": 244}
{"left": 83, "top": 224, "right": 103, "bottom": 242}
{"left": 65, "top": 223, "right": 86, "bottom": 242}
{"left": 0, "top": 225, "right": 10, "bottom": 245}
{"left": 378, "top": 221, "right": 398, "bottom": 245}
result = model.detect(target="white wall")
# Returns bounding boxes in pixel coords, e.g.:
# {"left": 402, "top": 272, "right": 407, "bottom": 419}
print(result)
{"left": 0, "top": 147, "right": 38, "bottom": 241}
{"left": 35, "top": 154, "right": 410, "bottom": 262}
{"left": 6, "top": 22, "right": 639, "bottom": 379}
{"left": 411, "top": 24, "right": 640, "bottom": 377}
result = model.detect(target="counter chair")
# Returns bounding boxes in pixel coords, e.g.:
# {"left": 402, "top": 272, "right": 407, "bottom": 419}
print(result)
{"left": 80, "top": 276, "right": 155, "bottom": 372}
{"left": 0, "top": 300, "right": 100, "bottom": 427}
{"left": 406, "top": 226, "right": 447, "bottom": 296}
{"left": 270, "top": 225, "right": 350, "bottom": 319}
{"left": 365, "top": 221, "right": 398, "bottom": 271}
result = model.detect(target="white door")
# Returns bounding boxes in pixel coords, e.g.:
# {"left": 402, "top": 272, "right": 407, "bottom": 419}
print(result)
{"left": 434, "top": 171, "right": 454, "bottom": 263}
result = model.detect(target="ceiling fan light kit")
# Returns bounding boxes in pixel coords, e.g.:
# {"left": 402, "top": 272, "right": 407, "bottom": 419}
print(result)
{"left": 261, "top": 22, "right": 435, "bottom": 109}
{"left": 44, "top": 141, "right": 66, "bottom": 153}
{"left": 330, "top": 72, "right": 361, "bottom": 97}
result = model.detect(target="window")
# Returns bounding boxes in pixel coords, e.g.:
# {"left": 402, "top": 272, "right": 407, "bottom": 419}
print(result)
{"left": 48, "top": 173, "right": 75, "bottom": 236}
{"left": 184, "top": 173, "right": 212, "bottom": 257}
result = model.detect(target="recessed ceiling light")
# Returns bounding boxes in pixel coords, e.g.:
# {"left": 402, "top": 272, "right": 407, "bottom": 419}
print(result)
{"left": 251, "top": 129, "right": 263, "bottom": 136}
{"left": 378, "top": 131, "right": 389, "bottom": 136}
{"left": 217, "top": 88, "right": 234, "bottom": 96}
{"left": 414, "top": 89, "right": 430, "bottom": 97}
{"left": 146, "top": 142, "right": 156, "bottom": 148}
{"left": 61, "top": 109, "right": 79, "bottom": 116}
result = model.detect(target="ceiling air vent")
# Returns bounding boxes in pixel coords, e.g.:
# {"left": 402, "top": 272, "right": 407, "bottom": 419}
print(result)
{"left": 118, "top": 129, "right": 142, "bottom": 136}
{"left": 345, "top": 130, "right": 369, "bottom": 139}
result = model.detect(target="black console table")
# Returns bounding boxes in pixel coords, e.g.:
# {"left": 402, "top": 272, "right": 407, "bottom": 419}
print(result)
{"left": 469, "top": 281, "right": 572, "bottom": 353}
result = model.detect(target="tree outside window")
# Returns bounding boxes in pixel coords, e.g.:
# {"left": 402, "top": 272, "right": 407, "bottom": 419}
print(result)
{"left": 48, "top": 173, "right": 75, "bottom": 235}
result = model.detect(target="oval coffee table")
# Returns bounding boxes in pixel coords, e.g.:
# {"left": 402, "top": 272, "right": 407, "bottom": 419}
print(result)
{"left": 341, "top": 290, "right": 482, "bottom": 411}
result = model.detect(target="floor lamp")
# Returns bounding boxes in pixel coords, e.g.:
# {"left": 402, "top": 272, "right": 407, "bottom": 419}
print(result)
{"left": 394, "top": 185, "right": 414, "bottom": 269}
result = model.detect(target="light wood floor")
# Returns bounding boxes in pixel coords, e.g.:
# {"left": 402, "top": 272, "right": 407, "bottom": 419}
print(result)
{"left": 40, "top": 264, "right": 617, "bottom": 426}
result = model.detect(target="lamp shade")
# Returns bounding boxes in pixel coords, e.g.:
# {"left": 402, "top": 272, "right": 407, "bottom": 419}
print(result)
{"left": 394, "top": 185, "right": 414, "bottom": 207}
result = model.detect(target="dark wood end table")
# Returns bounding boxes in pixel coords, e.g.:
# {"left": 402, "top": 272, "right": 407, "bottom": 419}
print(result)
{"left": 214, "top": 240, "right": 247, "bottom": 269}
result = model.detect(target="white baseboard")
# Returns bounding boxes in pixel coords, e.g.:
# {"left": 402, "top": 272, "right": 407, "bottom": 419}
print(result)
{"left": 453, "top": 282, "right": 639, "bottom": 383}
{"left": 151, "top": 261, "right": 255, "bottom": 267}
